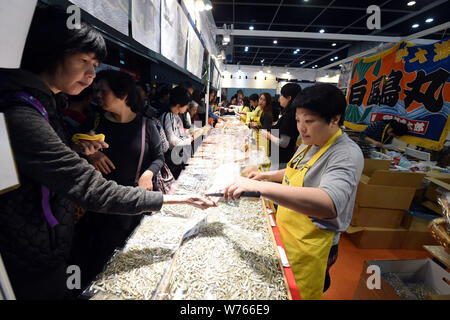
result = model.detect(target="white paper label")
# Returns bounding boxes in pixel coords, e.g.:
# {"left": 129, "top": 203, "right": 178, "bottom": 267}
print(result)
{"left": 269, "top": 215, "right": 276, "bottom": 227}
{"left": 0, "top": 113, "right": 19, "bottom": 193}
{"left": 277, "top": 246, "right": 290, "bottom": 267}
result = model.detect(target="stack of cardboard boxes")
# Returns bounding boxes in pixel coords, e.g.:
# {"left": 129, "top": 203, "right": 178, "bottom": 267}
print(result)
{"left": 346, "top": 159, "right": 438, "bottom": 249}
{"left": 421, "top": 173, "right": 450, "bottom": 215}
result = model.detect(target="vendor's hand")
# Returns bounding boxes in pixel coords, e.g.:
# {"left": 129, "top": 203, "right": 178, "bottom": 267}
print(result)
{"left": 190, "top": 135, "right": 195, "bottom": 142}
{"left": 138, "top": 170, "right": 154, "bottom": 191}
{"left": 87, "top": 151, "right": 115, "bottom": 174}
{"left": 247, "top": 171, "right": 265, "bottom": 181}
{"left": 185, "top": 195, "right": 218, "bottom": 210}
{"left": 374, "top": 141, "right": 382, "bottom": 147}
{"left": 259, "top": 129, "right": 269, "bottom": 138}
{"left": 249, "top": 122, "right": 258, "bottom": 129}
{"left": 224, "top": 176, "right": 260, "bottom": 201}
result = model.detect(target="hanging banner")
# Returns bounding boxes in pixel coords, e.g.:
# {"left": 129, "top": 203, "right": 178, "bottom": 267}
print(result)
{"left": 131, "top": 0, "right": 160, "bottom": 53}
{"left": 344, "top": 38, "right": 450, "bottom": 151}
{"left": 161, "top": 0, "right": 188, "bottom": 68}
{"left": 186, "top": 23, "right": 204, "bottom": 79}
{"left": 70, "top": 0, "right": 129, "bottom": 35}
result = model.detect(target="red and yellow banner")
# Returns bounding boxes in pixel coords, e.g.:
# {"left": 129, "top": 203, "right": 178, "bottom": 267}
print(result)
{"left": 345, "top": 38, "right": 450, "bottom": 151}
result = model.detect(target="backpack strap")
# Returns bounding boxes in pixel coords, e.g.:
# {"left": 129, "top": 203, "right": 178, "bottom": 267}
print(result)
{"left": 14, "top": 92, "right": 59, "bottom": 228}
{"left": 135, "top": 116, "right": 147, "bottom": 185}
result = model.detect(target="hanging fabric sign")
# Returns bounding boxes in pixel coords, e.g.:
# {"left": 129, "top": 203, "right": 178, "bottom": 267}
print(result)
{"left": 345, "top": 38, "right": 450, "bottom": 151}
{"left": 131, "top": 0, "right": 160, "bottom": 53}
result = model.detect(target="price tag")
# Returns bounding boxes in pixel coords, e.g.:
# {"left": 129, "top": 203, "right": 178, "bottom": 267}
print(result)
{"left": 268, "top": 214, "right": 276, "bottom": 227}
{"left": 277, "top": 246, "right": 290, "bottom": 267}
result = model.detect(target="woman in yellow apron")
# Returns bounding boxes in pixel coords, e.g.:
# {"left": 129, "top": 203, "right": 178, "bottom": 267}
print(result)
{"left": 223, "top": 84, "right": 364, "bottom": 300}
{"left": 359, "top": 119, "right": 409, "bottom": 152}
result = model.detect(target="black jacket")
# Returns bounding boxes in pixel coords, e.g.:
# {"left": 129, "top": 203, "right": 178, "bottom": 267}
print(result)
{"left": 0, "top": 69, "right": 163, "bottom": 296}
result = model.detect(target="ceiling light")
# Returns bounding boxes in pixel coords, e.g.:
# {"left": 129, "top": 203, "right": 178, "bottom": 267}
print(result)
{"left": 300, "top": 60, "right": 306, "bottom": 64}
{"left": 426, "top": 18, "right": 434, "bottom": 23}
{"left": 330, "top": 58, "right": 334, "bottom": 61}
{"left": 273, "top": 40, "right": 278, "bottom": 44}
{"left": 334, "top": 56, "right": 338, "bottom": 60}
{"left": 412, "top": 23, "right": 419, "bottom": 28}
{"left": 249, "top": 25, "right": 254, "bottom": 30}
{"left": 261, "top": 59, "right": 265, "bottom": 63}
{"left": 319, "top": 29, "right": 325, "bottom": 33}
{"left": 223, "top": 35, "right": 230, "bottom": 42}
{"left": 245, "top": 46, "right": 249, "bottom": 52}
{"left": 293, "top": 50, "right": 298, "bottom": 54}
{"left": 407, "top": 1, "right": 416, "bottom": 6}
{"left": 332, "top": 43, "right": 337, "bottom": 46}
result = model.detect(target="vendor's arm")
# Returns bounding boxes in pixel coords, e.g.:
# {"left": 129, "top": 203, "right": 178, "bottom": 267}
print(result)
{"left": 225, "top": 148, "right": 364, "bottom": 220}
{"left": 364, "top": 136, "right": 382, "bottom": 147}
{"left": 248, "top": 169, "right": 285, "bottom": 183}
{"left": 224, "top": 177, "right": 336, "bottom": 219}
{"left": 260, "top": 130, "right": 291, "bottom": 148}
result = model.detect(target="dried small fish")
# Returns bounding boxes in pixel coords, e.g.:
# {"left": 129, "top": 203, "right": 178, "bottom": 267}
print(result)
{"left": 89, "top": 120, "right": 288, "bottom": 300}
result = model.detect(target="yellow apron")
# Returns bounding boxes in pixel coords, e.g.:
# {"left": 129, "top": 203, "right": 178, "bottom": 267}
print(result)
{"left": 380, "top": 123, "right": 391, "bottom": 153}
{"left": 276, "top": 129, "right": 342, "bottom": 300}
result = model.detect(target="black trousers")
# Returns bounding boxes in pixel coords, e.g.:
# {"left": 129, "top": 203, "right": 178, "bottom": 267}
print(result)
{"left": 323, "top": 244, "right": 339, "bottom": 292}
{"left": 7, "top": 263, "right": 73, "bottom": 300}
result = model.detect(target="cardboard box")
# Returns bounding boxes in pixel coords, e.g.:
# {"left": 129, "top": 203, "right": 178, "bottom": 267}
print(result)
{"left": 422, "top": 176, "right": 450, "bottom": 215}
{"left": 353, "top": 259, "right": 450, "bottom": 300}
{"left": 356, "top": 170, "right": 425, "bottom": 210}
{"left": 346, "top": 211, "right": 439, "bottom": 249}
{"left": 362, "top": 158, "right": 391, "bottom": 176}
{"left": 346, "top": 225, "right": 408, "bottom": 249}
{"left": 351, "top": 204, "right": 406, "bottom": 228}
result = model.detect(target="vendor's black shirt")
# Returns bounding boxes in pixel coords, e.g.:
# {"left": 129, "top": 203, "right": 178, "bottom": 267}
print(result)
{"left": 272, "top": 108, "right": 300, "bottom": 164}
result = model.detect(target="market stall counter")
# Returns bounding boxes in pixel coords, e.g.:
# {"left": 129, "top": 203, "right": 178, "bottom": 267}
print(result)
{"left": 84, "top": 118, "right": 297, "bottom": 300}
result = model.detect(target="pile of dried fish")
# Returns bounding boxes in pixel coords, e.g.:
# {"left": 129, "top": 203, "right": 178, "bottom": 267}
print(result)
{"left": 88, "top": 214, "right": 191, "bottom": 300}
{"left": 88, "top": 119, "right": 288, "bottom": 300}
{"left": 382, "top": 272, "right": 436, "bottom": 300}
{"left": 166, "top": 199, "right": 288, "bottom": 300}
{"left": 88, "top": 247, "right": 175, "bottom": 300}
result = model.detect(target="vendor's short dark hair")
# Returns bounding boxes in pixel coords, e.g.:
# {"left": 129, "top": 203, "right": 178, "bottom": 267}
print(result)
{"left": 170, "top": 86, "right": 191, "bottom": 107}
{"left": 96, "top": 70, "right": 143, "bottom": 114}
{"left": 249, "top": 94, "right": 259, "bottom": 102}
{"left": 21, "top": 5, "right": 107, "bottom": 75}
{"left": 293, "top": 83, "right": 346, "bottom": 126}
{"left": 390, "top": 120, "right": 409, "bottom": 136}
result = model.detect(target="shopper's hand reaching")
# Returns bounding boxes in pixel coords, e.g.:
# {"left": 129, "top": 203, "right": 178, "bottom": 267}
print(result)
{"left": 87, "top": 151, "right": 115, "bottom": 174}
{"left": 186, "top": 195, "right": 219, "bottom": 209}
{"left": 163, "top": 194, "right": 218, "bottom": 210}
{"left": 138, "top": 170, "right": 154, "bottom": 191}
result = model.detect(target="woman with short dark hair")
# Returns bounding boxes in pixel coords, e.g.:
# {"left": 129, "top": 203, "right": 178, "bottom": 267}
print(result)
{"left": 224, "top": 83, "right": 364, "bottom": 300}
{"left": 0, "top": 5, "right": 215, "bottom": 300}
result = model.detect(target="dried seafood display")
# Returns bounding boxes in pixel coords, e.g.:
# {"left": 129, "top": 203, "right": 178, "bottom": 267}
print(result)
{"left": 87, "top": 120, "right": 288, "bottom": 300}
{"left": 165, "top": 199, "right": 289, "bottom": 300}
{"left": 382, "top": 272, "right": 436, "bottom": 300}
